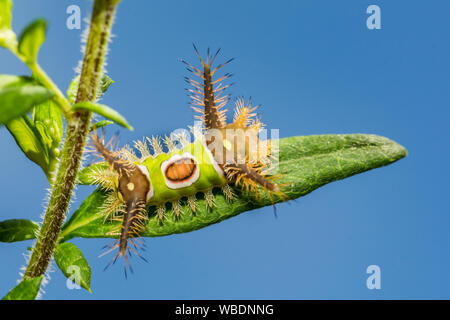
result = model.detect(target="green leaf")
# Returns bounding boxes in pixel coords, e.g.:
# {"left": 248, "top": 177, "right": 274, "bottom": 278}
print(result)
{"left": 73, "top": 101, "right": 133, "bottom": 130}
{"left": 67, "top": 74, "right": 114, "bottom": 105}
{"left": 6, "top": 96, "right": 63, "bottom": 179}
{"left": 54, "top": 243, "right": 92, "bottom": 293}
{"left": 0, "top": 75, "right": 54, "bottom": 125}
{"left": 2, "top": 276, "right": 42, "bottom": 300}
{"left": 0, "top": 219, "right": 39, "bottom": 242}
{"left": 6, "top": 116, "right": 50, "bottom": 174}
{"left": 77, "top": 162, "right": 109, "bottom": 185}
{"left": 60, "top": 134, "right": 407, "bottom": 241}
{"left": 0, "top": 0, "right": 16, "bottom": 49}
{"left": 33, "top": 99, "right": 63, "bottom": 155}
{"left": 18, "top": 18, "right": 46, "bottom": 63}
{"left": 99, "top": 75, "right": 114, "bottom": 95}
{"left": 66, "top": 75, "right": 79, "bottom": 105}
{"left": 90, "top": 120, "right": 113, "bottom": 132}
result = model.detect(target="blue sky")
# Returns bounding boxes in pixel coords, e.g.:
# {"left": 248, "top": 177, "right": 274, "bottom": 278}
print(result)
{"left": 0, "top": 0, "right": 449, "bottom": 299}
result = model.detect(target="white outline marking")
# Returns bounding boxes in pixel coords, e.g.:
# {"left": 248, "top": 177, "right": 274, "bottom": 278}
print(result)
{"left": 137, "top": 165, "right": 153, "bottom": 202}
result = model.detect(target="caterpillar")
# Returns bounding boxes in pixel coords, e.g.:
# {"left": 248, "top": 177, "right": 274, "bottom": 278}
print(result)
{"left": 90, "top": 46, "right": 282, "bottom": 274}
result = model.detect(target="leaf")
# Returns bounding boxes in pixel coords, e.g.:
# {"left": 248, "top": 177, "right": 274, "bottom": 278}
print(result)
{"left": 33, "top": 99, "right": 63, "bottom": 155}
{"left": 77, "top": 162, "right": 109, "bottom": 185}
{"left": 99, "top": 75, "right": 114, "bottom": 95}
{"left": 66, "top": 75, "right": 79, "bottom": 105}
{"left": 6, "top": 100, "right": 63, "bottom": 179}
{"left": 6, "top": 97, "right": 63, "bottom": 179}
{"left": 54, "top": 243, "right": 92, "bottom": 292}
{"left": 89, "top": 120, "right": 113, "bottom": 132}
{"left": 60, "top": 134, "right": 407, "bottom": 241}
{"left": 2, "top": 276, "right": 42, "bottom": 300}
{"left": 72, "top": 101, "right": 133, "bottom": 130}
{"left": 67, "top": 74, "right": 114, "bottom": 105}
{"left": 0, "top": 0, "right": 16, "bottom": 49}
{"left": 6, "top": 116, "right": 50, "bottom": 173}
{"left": 18, "top": 19, "right": 46, "bottom": 63}
{"left": 0, "top": 219, "right": 39, "bottom": 242}
{"left": 0, "top": 75, "right": 54, "bottom": 125}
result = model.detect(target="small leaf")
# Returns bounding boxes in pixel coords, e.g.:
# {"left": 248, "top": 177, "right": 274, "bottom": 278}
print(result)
{"left": 73, "top": 101, "right": 133, "bottom": 130}
{"left": 77, "top": 162, "right": 109, "bottom": 185}
{"left": 0, "top": 0, "right": 16, "bottom": 49}
{"left": 0, "top": 75, "right": 54, "bottom": 125}
{"left": 66, "top": 75, "right": 79, "bottom": 105}
{"left": 99, "top": 75, "right": 114, "bottom": 95}
{"left": 61, "top": 134, "right": 407, "bottom": 241}
{"left": 33, "top": 100, "right": 63, "bottom": 155}
{"left": 54, "top": 243, "right": 92, "bottom": 292}
{"left": 90, "top": 120, "right": 113, "bottom": 132}
{"left": 67, "top": 74, "right": 114, "bottom": 105}
{"left": 6, "top": 116, "right": 50, "bottom": 175}
{"left": 0, "top": 219, "right": 39, "bottom": 242}
{"left": 18, "top": 19, "right": 46, "bottom": 63}
{"left": 2, "top": 276, "right": 42, "bottom": 300}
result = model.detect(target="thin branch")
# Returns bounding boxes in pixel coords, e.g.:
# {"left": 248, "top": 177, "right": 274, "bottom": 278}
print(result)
{"left": 23, "top": 0, "right": 121, "bottom": 280}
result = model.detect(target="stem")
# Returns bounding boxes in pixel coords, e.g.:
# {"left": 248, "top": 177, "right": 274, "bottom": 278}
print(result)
{"left": 30, "top": 63, "right": 72, "bottom": 117}
{"left": 10, "top": 48, "right": 72, "bottom": 118}
{"left": 23, "top": 0, "right": 120, "bottom": 280}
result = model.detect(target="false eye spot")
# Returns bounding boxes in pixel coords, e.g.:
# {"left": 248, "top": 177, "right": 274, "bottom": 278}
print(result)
{"left": 165, "top": 158, "right": 196, "bottom": 182}
{"left": 161, "top": 153, "right": 200, "bottom": 189}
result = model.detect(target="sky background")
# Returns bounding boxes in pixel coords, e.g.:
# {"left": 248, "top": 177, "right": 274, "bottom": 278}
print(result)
{"left": 0, "top": 0, "right": 449, "bottom": 299}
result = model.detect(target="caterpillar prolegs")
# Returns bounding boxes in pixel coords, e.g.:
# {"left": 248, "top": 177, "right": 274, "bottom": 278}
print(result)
{"left": 90, "top": 46, "right": 282, "bottom": 273}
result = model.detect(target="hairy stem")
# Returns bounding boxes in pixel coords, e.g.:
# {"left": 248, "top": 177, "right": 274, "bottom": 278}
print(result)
{"left": 23, "top": 0, "right": 120, "bottom": 280}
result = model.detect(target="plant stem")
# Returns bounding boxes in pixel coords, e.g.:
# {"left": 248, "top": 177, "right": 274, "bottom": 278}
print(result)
{"left": 10, "top": 47, "right": 72, "bottom": 118}
{"left": 30, "top": 63, "right": 72, "bottom": 117}
{"left": 23, "top": 0, "right": 120, "bottom": 280}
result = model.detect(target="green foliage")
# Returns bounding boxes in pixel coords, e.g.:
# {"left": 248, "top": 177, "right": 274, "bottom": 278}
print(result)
{"left": 60, "top": 134, "right": 407, "bottom": 241}
{"left": 2, "top": 276, "right": 42, "bottom": 300}
{"left": 73, "top": 101, "right": 133, "bottom": 130}
{"left": 1, "top": 0, "right": 124, "bottom": 300}
{"left": 98, "top": 75, "right": 114, "bottom": 96}
{"left": 0, "top": 75, "right": 54, "bottom": 125}
{"left": 90, "top": 120, "right": 114, "bottom": 132}
{"left": 0, "top": 0, "right": 16, "bottom": 49}
{"left": 33, "top": 100, "right": 63, "bottom": 157}
{"left": 18, "top": 19, "right": 46, "bottom": 63}
{"left": 5, "top": 98, "right": 62, "bottom": 179}
{"left": 0, "top": 219, "right": 39, "bottom": 242}
{"left": 54, "top": 243, "right": 92, "bottom": 293}
{"left": 6, "top": 116, "right": 50, "bottom": 174}
{"left": 67, "top": 74, "right": 114, "bottom": 105}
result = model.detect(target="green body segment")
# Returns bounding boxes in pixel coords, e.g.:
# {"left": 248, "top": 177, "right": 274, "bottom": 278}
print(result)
{"left": 139, "top": 139, "right": 228, "bottom": 205}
